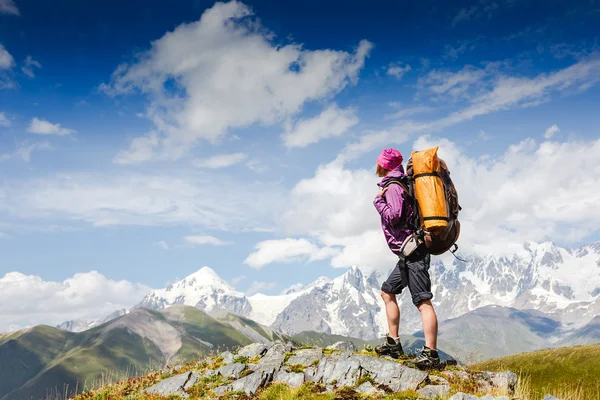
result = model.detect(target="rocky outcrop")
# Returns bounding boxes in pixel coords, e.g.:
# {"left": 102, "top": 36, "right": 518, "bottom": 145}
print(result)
{"left": 140, "top": 340, "right": 528, "bottom": 399}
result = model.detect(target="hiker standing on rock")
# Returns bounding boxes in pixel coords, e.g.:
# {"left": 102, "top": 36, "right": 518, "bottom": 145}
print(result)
{"left": 372, "top": 148, "right": 440, "bottom": 369}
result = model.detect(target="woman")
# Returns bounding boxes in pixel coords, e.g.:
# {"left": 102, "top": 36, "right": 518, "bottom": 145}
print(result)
{"left": 373, "top": 148, "right": 440, "bottom": 369}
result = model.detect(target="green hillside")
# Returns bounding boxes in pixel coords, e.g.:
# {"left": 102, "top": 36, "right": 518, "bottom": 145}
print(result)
{"left": 471, "top": 343, "right": 600, "bottom": 400}
{"left": 0, "top": 306, "right": 289, "bottom": 400}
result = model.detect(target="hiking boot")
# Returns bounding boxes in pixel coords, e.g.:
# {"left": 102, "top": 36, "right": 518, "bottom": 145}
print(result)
{"left": 407, "top": 346, "right": 441, "bottom": 370}
{"left": 374, "top": 334, "right": 405, "bottom": 359}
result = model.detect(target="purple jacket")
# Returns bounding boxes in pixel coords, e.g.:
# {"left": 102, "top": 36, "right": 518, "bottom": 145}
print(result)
{"left": 373, "top": 165, "right": 414, "bottom": 256}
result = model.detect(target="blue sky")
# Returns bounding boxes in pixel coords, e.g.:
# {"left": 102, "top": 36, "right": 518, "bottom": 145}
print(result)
{"left": 1, "top": 0, "right": 599, "bottom": 329}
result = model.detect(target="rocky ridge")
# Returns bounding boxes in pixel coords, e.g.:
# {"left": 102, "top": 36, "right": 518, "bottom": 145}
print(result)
{"left": 75, "top": 340, "right": 532, "bottom": 400}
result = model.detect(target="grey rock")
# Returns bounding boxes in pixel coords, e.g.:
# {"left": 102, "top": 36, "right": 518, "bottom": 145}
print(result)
{"left": 314, "top": 354, "right": 361, "bottom": 386}
{"left": 304, "top": 366, "right": 318, "bottom": 382}
{"left": 274, "top": 371, "right": 305, "bottom": 388}
{"left": 212, "top": 385, "right": 230, "bottom": 396}
{"left": 494, "top": 396, "right": 511, "bottom": 400}
{"left": 479, "top": 395, "right": 496, "bottom": 400}
{"left": 418, "top": 384, "right": 450, "bottom": 399}
{"left": 217, "top": 362, "right": 246, "bottom": 379}
{"left": 325, "top": 384, "right": 335, "bottom": 392}
{"left": 543, "top": 395, "right": 562, "bottom": 400}
{"left": 326, "top": 341, "right": 357, "bottom": 352}
{"left": 237, "top": 343, "right": 268, "bottom": 358}
{"left": 287, "top": 349, "right": 323, "bottom": 366}
{"left": 221, "top": 351, "right": 234, "bottom": 364}
{"left": 182, "top": 372, "right": 203, "bottom": 390}
{"left": 265, "top": 342, "right": 287, "bottom": 357}
{"left": 448, "top": 393, "right": 481, "bottom": 400}
{"left": 486, "top": 371, "right": 518, "bottom": 393}
{"left": 143, "top": 371, "right": 191, "bottom": 398}
{"left": 356, "top": 381, "right": 383, "bottom": 395}
{"left": 258, "top": 354, "right": 285, "bottom": 369}
{"left": 355, "top": 354, "right": 427, "bottom": 391}
{"left": 230, "top": 369, "right": 272, "bottom": 394}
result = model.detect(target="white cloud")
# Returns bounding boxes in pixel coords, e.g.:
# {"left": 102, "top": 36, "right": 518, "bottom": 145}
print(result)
{"left": 244, "top": 238, "right": 338, "bottom": 269}
{"left": 385, "top": 105, "right": 433, "bottom": 120}
{"left": 184, "top": 235, "right": 232, "bottom": 246}
{"left": 0, "top": 0, "right": 19, "bottom": 15}
{"left": 246, "top": 159, "right": 267, "bottom": 173}
{"left": 544, "top": 124, "right": 560, "bottom": 139}
{"left": 0, "top": 44, "right": 14, "bottom": 69}
{"left": 15, "top": 141, "right": 52, "bottom": 162}
{"left": 0, "top": 271, "right": 150, "bottom": 332}
{"left": 281, "top": 104, "right": 358, "bottom": 148}
{"left": 0, "top": 112, "right": 9, "bottom": 127}
{"left": 231, "top": 275, "right": 247, "bottom": 285}
{"left": 451, "top": 0, "right": 508, "bottom": 26}
{"left": 101, "top": 0, "right": 372, "bottom": 162}
{"left": 387, "top": 62, "right": 412, "bottom": 80}
{"left": 245, "top": 281, "right": 277, "bottom": 296}
{"left": 0, "top": 171, "right": 287, "bottom": 233}
{"left": 27, "top": 117, "right": 76, "bottom": 135}
{"left": 113, "top": 132, "right": 159, "bottom": 164}
{"left": 337, "top": 55, "right": 600, "bottom": 164}
{"left": 273, "top": 133, "right": 600, "bottom": 272}
{"left": 21, "top": 55, "right": 42, "bottom": 78}
{"left": 154, "top": 240, "right": 169, "bottom": 249}
{"left": 193, "top": 152, "right": 247, "bottom": 168}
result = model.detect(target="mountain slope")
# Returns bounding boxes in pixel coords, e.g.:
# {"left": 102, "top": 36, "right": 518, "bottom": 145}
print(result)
{"left": 558, "top": 315, "right": 600, "bottom": 347}
{"left": 472, "top": 343, "right": 600, "bottom": 400}
{"left": 0, "top": 306, "right": 289, "bottom": 400}
{"left": 421, "top": 305, "right": 561, "bottom": 362}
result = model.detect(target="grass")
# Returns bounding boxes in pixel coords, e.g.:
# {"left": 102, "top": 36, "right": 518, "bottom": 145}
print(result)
{"left": 471, "top": 343, "right": 600, "bottom": 400}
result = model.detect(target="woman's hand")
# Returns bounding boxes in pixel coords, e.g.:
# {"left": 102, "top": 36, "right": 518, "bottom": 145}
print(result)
{"left": 379, "top": 187, "right": 388, "bottom": 197}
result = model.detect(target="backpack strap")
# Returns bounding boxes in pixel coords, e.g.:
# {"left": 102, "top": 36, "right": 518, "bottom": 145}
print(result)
{"left": 382, "top": 176, "right": 420, "bottom": 232}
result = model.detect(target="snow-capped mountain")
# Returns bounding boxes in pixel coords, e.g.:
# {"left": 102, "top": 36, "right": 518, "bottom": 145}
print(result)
{"left": 56, "top": 320, "right": 98, "bottom": 333}
{"left": 134, "top": 267, "right": 251, "bottom": 316}
{"left": 58, "top": 241, "right": 600, "bottom": 340}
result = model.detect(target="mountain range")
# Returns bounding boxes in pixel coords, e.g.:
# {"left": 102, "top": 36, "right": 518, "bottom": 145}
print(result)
{"left": 0, "top": 305, "right": 288, "bottom": 400}
{"left": 54, "top": 241, "right": 599, "bottom": 346}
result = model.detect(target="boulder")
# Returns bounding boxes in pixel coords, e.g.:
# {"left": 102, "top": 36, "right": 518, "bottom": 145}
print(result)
{"left": 355, "top": 381, "right": 383, "bottom": 395}
{"left": 237, "top": 343, "right": 268, "bottom": 358}
{"left": 143, "top": 371, "right": 191, "bottom": 398}
{"left": 274, "top": 371, "right": 305, "bottom": 388}
{"left": 417, "top": 384, "right": 451, "bottom": 399}
{"left": 313, "top": 353, "right": 361, "bottom": 386}
{"left": 355, "top": 354, "right": 428, "bottom": 392}
{"left": 287, "top": 348, "right": 323, "bottom": 366}
{"left": 543, "top": 395, "right": 562, "bottom": 400}
{"left": 326, "top": 341, "right": 357, "bottom": 352}
{"left": 217, "top": 362, "right": 246, "bottom": 379}
{"left": 220, "top": 351, "right": 234, "bottom": 365}
{"left": 447, "top": 393, "right": 481, "bottom": 400}
{"left": 485, "top": 371, "right": 518, "bottom": 394}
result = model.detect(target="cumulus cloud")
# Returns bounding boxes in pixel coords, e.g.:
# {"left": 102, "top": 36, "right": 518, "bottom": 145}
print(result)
{"left": 281, "top": 104, "right": 358, "bottom": 148}
{"left": 544, "top": 124, "right": 560, "bottom": 139}
{"left": 387, "top": 62, "right": 412, "bottom": 80}
{"left": 0, "top": 112, "right": 9, "bottom": 127}
{"left": 101, "top": 0, "right": 372, "bottom": 162}
{"left": 0, "top": 271, "right": 150, "bottom": 332}
{"left": 244, "top": 238, "right": 339, "bottom": 269}
{"left": 0, "top": 0, "right": 19, "bottom": 15}
{"left": 21, "top": 55, "right": 42, "bottom": 78}
{"left": 193, "top": 152, "right": 247, "bottom": 168}
{"left": 154, "top": 240, "right": 169, "bottom": 249}
{"left": 0, "top": 44, "right": 14, "bottom": 69}
{"left": 0, "top": 171, "right": 287, "bottom": 233}
{"left": 271, "top": 134, "right": 600, "bottom": 272}
{"left": 337, "top": 55, "right": 600, "bottom": 164}
{"left": 27, "top": 117, "right": 76, "bottom": 135}
{"left": 184, "top": 235, "right": 232, "bottom": 246}
{"left": 15, "top": 141, "right": 52, "bottom": 162}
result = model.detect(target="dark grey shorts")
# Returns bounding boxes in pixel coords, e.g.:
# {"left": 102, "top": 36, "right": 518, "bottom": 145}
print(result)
{"left": 381, "top": 249, "right": 433, "bottom": 306}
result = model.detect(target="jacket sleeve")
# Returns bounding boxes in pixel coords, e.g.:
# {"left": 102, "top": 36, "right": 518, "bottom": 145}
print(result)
{"left": 374, "top": 184, "right": 405, "bottom": 227}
